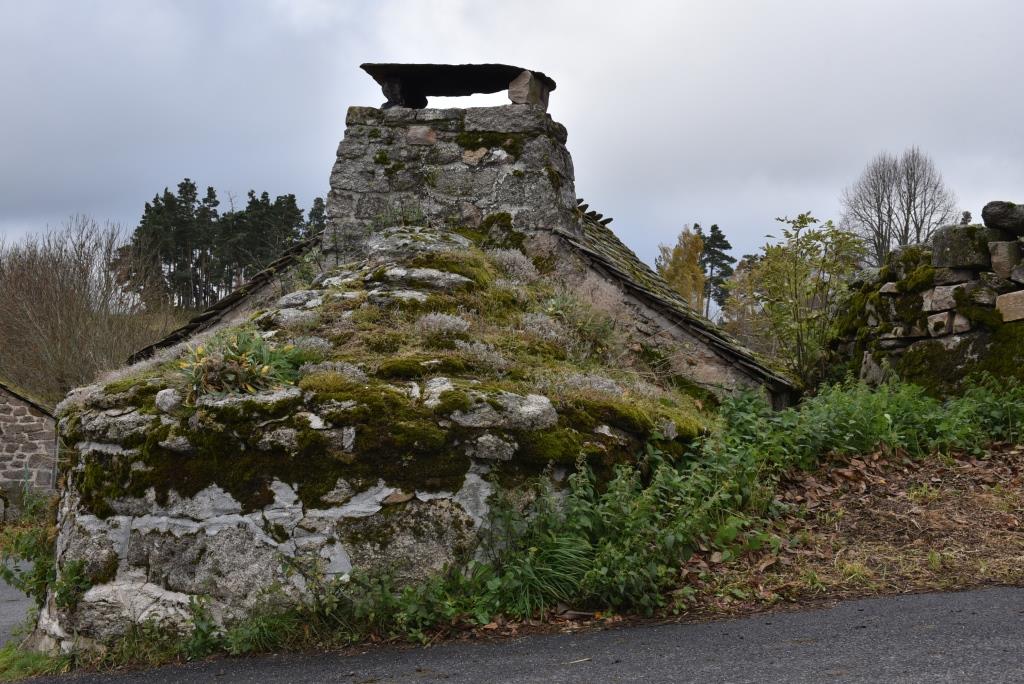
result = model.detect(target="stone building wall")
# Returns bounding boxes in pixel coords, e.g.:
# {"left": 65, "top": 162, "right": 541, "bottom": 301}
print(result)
{"left": 0, "top": 385, "right": 56, "bottom": 509}
{"left": 833, "top": 201, "right": 1024, "bottom": 394}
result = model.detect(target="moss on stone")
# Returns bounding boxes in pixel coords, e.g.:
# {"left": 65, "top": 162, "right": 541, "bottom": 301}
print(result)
{"left": 898, "top": 265, "right": 935, "bottom": 294}
{"left": 433, "top": 389, "right": 472, "bottom": 415}
{"left": 407, "top": 249, "right": 496, "bottom": 288}
{"left": 298, "top": 372, "right": 360, "bottom": 394}
{"left": 953, "top": 288, "right": 1004, "bottom": 329}
{"left": 454, "top": 132, "right": 524, "bottom": 159}
{"left": 559, "top": 395, "right": 654, "bottom": 435}
{"left": 70, "top": 376, "right": 475, "bottom": 516}
{"left": 377, "top": 355, "right": 468, "bottom": 380}
{"left": 893, "top": 292, "right": 926, "bottom": 326}
{"left": 362, "top": 331, "right": 407, "bottom": 354}
{"left": 516, "top": 428, "right": 585, "bottom": 466}
{"left": 480, "top": 212, "right": 513, "bottom": 234}
{"left": 896, "top": 323, "right": 1024, "bottom": 396}
{"left": 545, "top": 164, "right": 562, "bottom": 191}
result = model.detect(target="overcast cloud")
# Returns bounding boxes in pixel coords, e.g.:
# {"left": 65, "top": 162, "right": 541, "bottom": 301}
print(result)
{"left": 2, "top": 0, "right": 1023, "bottom": 263}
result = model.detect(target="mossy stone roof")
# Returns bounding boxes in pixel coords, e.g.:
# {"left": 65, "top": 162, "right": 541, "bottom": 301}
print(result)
{"left": 557, "top": 213, "right": 796, "bottom": 393}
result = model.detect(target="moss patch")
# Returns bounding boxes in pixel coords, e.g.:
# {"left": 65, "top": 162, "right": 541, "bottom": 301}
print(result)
{"left": 898, "top": 265, "right": 935, "bottom": 294}
{"left": 896, "top": 323, "right": 1024, "bottom": 396}
{"left": 454, "top": 132, "right": 524, "bottom": 159}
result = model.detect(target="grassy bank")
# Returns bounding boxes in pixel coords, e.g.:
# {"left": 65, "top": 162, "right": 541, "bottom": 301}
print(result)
{"left": 2, "top": 375, "right": 1023, "bottom": 678}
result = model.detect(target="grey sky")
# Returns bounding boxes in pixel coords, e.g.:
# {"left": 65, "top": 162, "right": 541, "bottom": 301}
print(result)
{"left": 2, "top": 0, "right": 1023, "bottom": 264}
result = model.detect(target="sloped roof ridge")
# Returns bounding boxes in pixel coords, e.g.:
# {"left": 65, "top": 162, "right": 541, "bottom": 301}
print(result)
{"left": 127, "top": 230, "right": 325, "bottom": 364}
{"left": 558, "top": 209, "right": 795, "bottom": 391}
{"left": 0, "top": 376, "right": 54, "bottom": 416}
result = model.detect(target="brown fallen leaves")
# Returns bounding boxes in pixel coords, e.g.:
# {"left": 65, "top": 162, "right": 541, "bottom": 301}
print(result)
{"left": 677, "top": 443, "right": 1024, "bottom": 620}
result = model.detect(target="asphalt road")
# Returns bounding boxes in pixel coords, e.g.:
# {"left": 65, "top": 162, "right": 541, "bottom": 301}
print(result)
{"left": 21, "top": 587, "right": 1024, "bottom": 683}
{"left": 1, "top": 566, "right": 31, "bottom": 647}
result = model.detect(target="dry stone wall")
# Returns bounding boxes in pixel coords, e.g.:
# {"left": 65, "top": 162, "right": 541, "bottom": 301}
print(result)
{"left": 0, "top": 386, "right": 55, "bottom": 511}
{"left": 833, "top": 201, "right": 1024, "bottom": 394}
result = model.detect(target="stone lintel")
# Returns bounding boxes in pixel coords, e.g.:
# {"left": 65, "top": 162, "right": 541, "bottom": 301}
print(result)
{"left": 361, "top": 63, "right": 556, "bottom": 110}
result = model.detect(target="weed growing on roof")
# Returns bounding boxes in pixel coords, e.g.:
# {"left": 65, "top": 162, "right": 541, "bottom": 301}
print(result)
{"left": 177, "top": 327, "right": 309, "bottom": 402}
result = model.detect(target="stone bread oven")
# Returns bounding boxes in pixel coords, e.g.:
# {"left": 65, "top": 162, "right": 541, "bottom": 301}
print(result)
{"left": 32, "top": 64, "right": 793, "bottom": 652}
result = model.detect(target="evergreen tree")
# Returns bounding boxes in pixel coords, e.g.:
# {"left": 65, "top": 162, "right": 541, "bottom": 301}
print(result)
{"left": 695, "top": 223, "right": 737, "bottom": 317}
{"left": 306, "top": 197, "right": 327, "bottom": 235}
{"left": 121, "top": 179, "right": 315, "bottom": 311}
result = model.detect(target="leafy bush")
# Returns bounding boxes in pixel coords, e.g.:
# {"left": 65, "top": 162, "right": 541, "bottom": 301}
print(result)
{"left": 0, "top": 487, "right": 57, "bottom": 608}
{"left": 178, "top": 327, "right": 307, "bottom": 401}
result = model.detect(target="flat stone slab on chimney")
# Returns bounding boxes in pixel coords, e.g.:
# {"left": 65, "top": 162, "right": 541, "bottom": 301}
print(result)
{"left": 360, "top": 62, "right": 556, "bottom": 109}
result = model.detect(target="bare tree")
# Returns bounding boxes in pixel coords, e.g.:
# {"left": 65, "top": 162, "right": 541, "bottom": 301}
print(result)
{"left": 0, "top": 216, "right": 188, "bottom": 404}
{"left": 840, "top": 146, "right": 957, "bottom": 265}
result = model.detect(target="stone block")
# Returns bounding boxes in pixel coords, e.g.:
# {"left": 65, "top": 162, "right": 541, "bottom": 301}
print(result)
{"left": 982, "top": 200, "right": 1024, "bottom": 236}
{"left": 406, "top": 126, "right": 437, "bottom": 145}
{"left": 382, "top": 107, "right": 416, "bottom": 124}
{"left": 878, "top": 282, "right": 899, "bottom": 295}
{"left": 886, "top": 245, "right": 932, "bottom": 279}
{"left": 345, "top": 106, "right": 383, "bottom": 126}
{"left": 414, "top": 108, "right": 462, "bottom": 123}
{"left": 996, "top": 290, "right": 1024, "bottom": 322}
{"left": 463, "top": 105, "right": 548, "bottom": 133}
{"left": 951, "top": 313, "right": 971, "bottom": 334}
{"left": 922, "top": 284, "right": 970, "bottom": 312}
{"left": 978, "top": 272, "right": 1016, "bottom": 293}
{"left": 988, "top": 241, "right": 1021, "bottom": 278}
{"left": 933, "top": 268, "right": 974, "bottom": 285}
{"left": 968, "top": 287, "right": 997, "bottom": 307}
{"left": 508, "top": 70, "right": 550, "bottom": 109}
{"left": 931, "top": 224, "right": 1008, "bottom": 269}
{"left": 859, "top": 351, "right": 885, "bottom": 384}
{"left": 927, "top": 311, "right": 953, "bottom": 337}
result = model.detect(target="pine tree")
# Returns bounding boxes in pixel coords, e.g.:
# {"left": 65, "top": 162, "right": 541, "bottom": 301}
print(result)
{"left": 122, "top": 179, "right": 315, "bottom": 311}
{"left": 695, "top": 223, "right": 737, "bottom": 317}
{"left": 306, "top": 197, "right": 327, "bottom": 235}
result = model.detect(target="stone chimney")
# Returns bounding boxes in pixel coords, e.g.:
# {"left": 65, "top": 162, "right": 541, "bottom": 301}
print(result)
{"left": 323, "top": 103, "right": 578, "bottom": 262}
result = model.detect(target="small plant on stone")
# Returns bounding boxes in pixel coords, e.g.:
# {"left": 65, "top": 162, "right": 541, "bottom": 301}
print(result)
{"left": 519, "top": 311, "right": 568, "bottom": 345}
{"left": 178, "top": 327, "right": 305, "bottom": 402}
{"left": 53, "top": 559, "right": 92, "bottom": 610}
{"left": 541, "top": 293, "right": 619, "bottom": 362}
{"left": 415, "top": 312, "right": 471, "bottom": 343}
{"left": 453, "top": 340, "right": 509, "bottom": 373}
{"left": 485, "top": 248, "right": 539, "bottom": 283}
{"left": 180, "top": 597, "right": 225, "bottom": 660}
{"left": 0, "top": 485, "right": 57, "bottom": 608}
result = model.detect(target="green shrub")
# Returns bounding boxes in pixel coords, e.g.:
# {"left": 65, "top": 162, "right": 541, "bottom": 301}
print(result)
{"left": 0, "top": 487, "right": 57, "bottom": 608}
{"left": 178, "top": 327, "right": 306, "bottom": 402}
